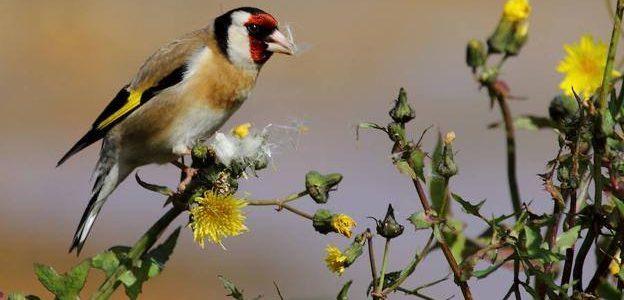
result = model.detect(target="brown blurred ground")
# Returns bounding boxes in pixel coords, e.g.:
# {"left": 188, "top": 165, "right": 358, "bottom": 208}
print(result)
{"left": 0, "top": 1, "right": 612, "bottom": 299}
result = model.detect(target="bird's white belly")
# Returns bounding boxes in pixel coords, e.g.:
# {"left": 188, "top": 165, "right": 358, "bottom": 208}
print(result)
{"left": 168, "top": 104, "right": 233, "bottom": 155}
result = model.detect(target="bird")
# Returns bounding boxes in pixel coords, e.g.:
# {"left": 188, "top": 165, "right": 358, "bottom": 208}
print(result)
{"left": 57, "top": 7, "right": 294, "bottom": 255}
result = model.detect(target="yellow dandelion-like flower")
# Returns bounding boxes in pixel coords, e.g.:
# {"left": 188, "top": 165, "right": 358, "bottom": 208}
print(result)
{"left": 325, "top": 245, "right": 348, "bottom": 275}
{"left": 503, "top": 0, "right": 531, "bottom": 22}
{"left": 557, "top": 35, "right": 621, "bottom": 99}
{"left": 331, "top": 214, "right": 357, "bottom": 238}
{"left": 232, "top": 123, "right": 252, "bottom": 139}
{"left": 189, "top": 191, "right": 248, "bottom": 248}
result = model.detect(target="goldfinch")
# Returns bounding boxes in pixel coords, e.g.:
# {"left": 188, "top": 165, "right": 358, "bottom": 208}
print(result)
{"left": 57, "top": 7, "right": 294, "bottom": 254}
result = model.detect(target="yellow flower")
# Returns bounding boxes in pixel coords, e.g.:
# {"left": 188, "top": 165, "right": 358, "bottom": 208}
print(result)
{"left": 331, "top": 214, "right": 357, "bottom": 238}
{"left": 189, "top": 191, "right": 248, "bottom": 248}
{"left": 324, "top": 245, "right": 348, "bottom": 275}
{"left": 232, "top": 123, "right": 252, "bottom": 139}
{"left": 557, "top": 35, "right": 621, "bottom": 99}
{"left": 503, "top": 0, "right": 531, "bottom": 22}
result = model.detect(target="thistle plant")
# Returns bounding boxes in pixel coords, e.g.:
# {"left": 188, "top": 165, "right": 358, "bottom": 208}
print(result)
{"left": 11, "top": 1, "right": 624, "bottom": 299}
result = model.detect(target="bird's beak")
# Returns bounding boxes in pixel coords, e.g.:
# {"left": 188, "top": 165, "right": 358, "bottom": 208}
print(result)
{"left": 266, "top": 30, "right": 294, "bottom": 55}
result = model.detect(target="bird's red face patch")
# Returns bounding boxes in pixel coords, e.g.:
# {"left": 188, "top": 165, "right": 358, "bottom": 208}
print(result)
{"left": 245, "top": 13, "right": 278, "bottom": 64}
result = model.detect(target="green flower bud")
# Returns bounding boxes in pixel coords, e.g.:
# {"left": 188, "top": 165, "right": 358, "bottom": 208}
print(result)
{"left": 375, "top": 204, "right": 404, "bottom": 239}
{"left": 386, "top": 122, "right": 406, "bottom": 142}
{"left": 466, "top": 39, "right": 487, "bottom": 70}
{"left": 549, "top": 94, "right": 579, "bottom": 127}
{"left": 434, "top": 136, "right": 458, "bottom": 178}
{"left": 313, "top": 209, "right": 334, "bottom": 234}
{"left": 305, "top": 171, "right": 343, "bottom": 204}
{"left": 487, "top": 18, "right": 529, "bottom": 56}
{"left": 389, "top": 88, "right": 415, "bottom": 124}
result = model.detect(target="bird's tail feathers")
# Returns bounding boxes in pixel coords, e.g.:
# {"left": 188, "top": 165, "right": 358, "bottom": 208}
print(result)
{"left": 70, "top": 144, "right": 129, "bottom": 255}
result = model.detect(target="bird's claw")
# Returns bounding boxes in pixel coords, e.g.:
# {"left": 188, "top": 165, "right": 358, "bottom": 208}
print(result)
{"left": 178, "top": 167, "right": 198, "bottom": 192}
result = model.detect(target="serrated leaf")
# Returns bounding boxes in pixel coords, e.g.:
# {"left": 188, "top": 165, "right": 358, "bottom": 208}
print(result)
{"left": 451, "top": 194, "right": 485, "bottom": 218}
{"left": 524, "top": 225, "right": 543, "bottom": 256}
{"left": 336, "top": 280, "right": 352, "bottom": 300}
{"left": 34, "top": 260, "right": 90, "bottom": 300}
{"left": 218, "top": 275, "right": 245, "bottom": 300}
{"left": 555, "top": 225, "right": 581, "bottom": 252}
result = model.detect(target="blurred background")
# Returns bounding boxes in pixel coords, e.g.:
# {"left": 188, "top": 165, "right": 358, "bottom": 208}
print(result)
{"left": 0, "top": 0, "right": 613, "bottom": 299}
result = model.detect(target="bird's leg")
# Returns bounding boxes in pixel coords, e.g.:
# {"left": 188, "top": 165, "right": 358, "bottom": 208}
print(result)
{"left": 171, "top": 159, "right": 198, "bottom": 192}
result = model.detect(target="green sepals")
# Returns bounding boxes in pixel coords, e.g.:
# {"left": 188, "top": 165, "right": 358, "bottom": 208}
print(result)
{"left": 343, "top": 240, "right": 364, "bottom": 267}
{"left": 406, "top": 148, "right": 426, "bottom": 181}
{"left": 305, "top": 171, "right": 343, "bottom": 204}
{"left": 434, "top": 142, "right": 458, "bottom": 178}
{"left": 386, "top": 122, "right": 406, "bottom": 142}
{"left": 312, "top": 209, "right": 334, "bottom": 235}
{"left": 375, "top": 204, "right": 404, "bottom": 239}
{"left": 218, "top": 275, "right": 245, "bottom": 300}
{"left": 34, "top": 260, "right": 91, "bottom": 300}
{"left": 336, "top": 280, "right": 353, "bottom": 300}
{"left": 191, "top": 144, "right": 215, "bottom": 168}
{"left": 506, "top": 22, "right": 528, "bottom": 56}
{"left": 389, "top": 88, "right": 415, "bottom": 124}
{"left": 549, "top": 94, "right": 580, "bottom": 128}
{"left": 466, "top": 39, "right": 487, "bottom": 71}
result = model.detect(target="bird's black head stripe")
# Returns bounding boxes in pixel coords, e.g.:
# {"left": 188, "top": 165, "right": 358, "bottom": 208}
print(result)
{"left": 214, "top": 7, "right": 268, "bottom": 58}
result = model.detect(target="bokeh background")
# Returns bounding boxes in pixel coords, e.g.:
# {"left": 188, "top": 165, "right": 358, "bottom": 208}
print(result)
{"left": 0, "top": 0, "right": 613, "bottom": 299}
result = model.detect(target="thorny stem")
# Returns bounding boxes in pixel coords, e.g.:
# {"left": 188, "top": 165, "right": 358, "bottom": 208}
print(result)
{"left": 412, "top": 178, "right": 473, "bottom": 300}
{"left": 560, "top": 191, "right": 577, "bottom": 291}
{"left": 376, "top": 239, "right": 391, "bottom": 294}
{"left": 575, "top": 0, "right": 624, "bottom": 292}
{"left": 93, "top": 206, "right": 184, "bottom": 300}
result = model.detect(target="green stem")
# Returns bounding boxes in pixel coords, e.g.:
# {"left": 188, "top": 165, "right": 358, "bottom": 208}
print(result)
{"left": 382, "top": 233, "right": 435, "bottom": 295}
{"left": 496, "top": 94, "right": 522, "bottom": 218}
{"left": 376, "top": 239, "right": 391, "bottom": 294}
{"left": 92, "top": 206, "right": 184, "bottom": 300}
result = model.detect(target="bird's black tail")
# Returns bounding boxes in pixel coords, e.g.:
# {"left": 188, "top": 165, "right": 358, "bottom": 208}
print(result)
{"left": 57, "top": 130, "right": 104, "bottom": 167}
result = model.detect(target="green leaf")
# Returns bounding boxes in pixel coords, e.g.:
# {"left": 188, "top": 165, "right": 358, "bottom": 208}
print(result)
{"left": 34, "top": 260, "right": 90, "bottom": 300}
{"left": 407, "top": 149, "right": 426, "bottom": 181}
{"left": 124, "top": 228, "right": 181, "bottom": 300}
{"left": 336, "top": 280, "right": 353, "bottom": 300}
{"left": 394, "top": 159, "right": 418, "bottom": 180}
{"left": 91, "top": 251, "right": 121, "bottom": 277}
{"left": 429, "top": 176, "right": 447, "bottom": 215}
{"left": 356, "top": 122, "right": 386, "bottom": 140}
{"left": 407, "top": 211, "right": 434, "bottom": 230}
{"left": 473, "top": 258, "right": 509, "bottom": 279}
{"left": 554, "top": 225, "right": 581, "bottom": 252}
{"left": 218, "top": 275, "right": 245, "bottom": 300}
{"left": 524, "top": 225, "right": 543, "bottom": 256}
{"left": 613, "top": 197, "right": 624, "bottom": 219}
{"left": 431, "top": 133, "right": 444, "bottom": 176}
{"left": 598, "top": 282, "right": 623, "bottom": 300}
{"left": 135, "top": 173, "right": 174, "bottom": 196}
{"left": 451, "top": 194, "right": 485, "bottom": 218}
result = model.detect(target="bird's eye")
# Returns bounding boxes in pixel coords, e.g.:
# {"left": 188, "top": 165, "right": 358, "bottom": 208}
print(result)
{"left": 247, "top": 24, "right": 260, "bottom": 35}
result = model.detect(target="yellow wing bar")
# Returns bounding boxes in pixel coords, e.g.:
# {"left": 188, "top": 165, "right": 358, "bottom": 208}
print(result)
{"left": 96, "top": 90, "right": 143, "bottom": 130}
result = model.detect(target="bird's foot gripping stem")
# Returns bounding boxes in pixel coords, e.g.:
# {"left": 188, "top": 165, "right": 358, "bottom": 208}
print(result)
{"left": 171, "top": 160, "right": 198, "bottom": 192}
